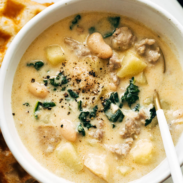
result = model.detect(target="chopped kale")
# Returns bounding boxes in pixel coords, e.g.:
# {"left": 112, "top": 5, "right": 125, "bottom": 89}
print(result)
{"left": 70, "top": 14, "right": 81, "bottom": 30}
{"left": 112, "top": 124, "right": 116, "bottom": 128}
{"left": 79, "top": 112, "right": 90, "bottom": 122}
{"left": 89, "top": 105, "right": 98, "bottom": 119}
{"left": 109, "top": 92, "right": 119, "bottom": 104}
{"left": 61, "top": 87, "right": 66, "bottom": 91}
{"left": 68, "top": 89, "right": 79, "bottom": 98}
{"left": 50, "top": 78, "right": 60, "bottom": 87}
{"left": 27, "top": 61, "right": 44, "bottom": 70}
{"left": 49, "top": 73, "right": 69, "bottom": 87}
{"left": 61, "top": 75, "right": 69, "bottom": 85}
{"left": 121, "top": 77, "right": 140, "bottom": 107}
{"left": 34, "top": 101, "right": 56, "bottom": 119}
{"left": 78, "top": 111, "right": 96, "bottom": 130}
{"left": 105, "top": 109, "right": 124, "bottom": 122}
{"left": 42, "top": 102, "right": 56, "bottom": 109}
{"left": 103, "top": 99, "right": 111, "bottom": 112}
{"left": 133, "top": 104, "right": 140, "bottom": 112}
{"left": 84, "top": 123, "right": 96, "bottom": 130}
{"left": 103, "top": 16, "right": 120, "bottom": 39}
{"left": 103, "top": 29, "right": 116, "bottom": 39}
{"left": 23, "top": 102, "right": 29, "bottom": 106}
{"left": 119, "top": 103, "right": 123, "bottom": 108}
{"left": 108, "top": 16, "right": 120, "bottom": 28}
{"left": 78, "top": 123, "right": 85, "bottom": 136}
{"left": 34, "top": 101, "right": 42, "bottom": 119}
{"left": 78, "top": 101, "right": 83, "bottom": 111}
{"left": 145, "top": 107, "right": 156, "bottom": 126}
{"left": 88, "top": 26, "right": 96, "bottom": 34}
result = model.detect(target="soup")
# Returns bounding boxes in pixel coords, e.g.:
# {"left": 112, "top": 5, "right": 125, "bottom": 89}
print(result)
{"left": 12, "top": 12, "right": 183, "bottom": 183}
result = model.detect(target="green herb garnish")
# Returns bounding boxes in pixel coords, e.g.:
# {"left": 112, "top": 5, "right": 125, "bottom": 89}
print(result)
{"left": 50, "top": 78, "right": 60, "bottom": 87}
{"left": 23, "top": 102, "right": 29, "bottom": 106}
{"left": 121, "top": 77, "right": 140, "bottom": 107}
{"left": 27, "top": 61, "right": 44, "bottom": 70}
{"left": 103, "top": 99, "right": 111, "bottom": 112}
{"left": 70, "top": 14, "right": 81, "bottom": 30}
{"left": 68, "top": 89, "right": 79, "bottom": 98}
{"left": 78, "top": 101, "right": 82, "bottom": 111}
{"left": 89, "top": 105, "right": 98, "bottom": 118}
{"left": 42, "top": 102, "right": 56, "bottom": 109}
{"left": 34, "top": 101, "right": 42, "bottom": 119}
{"left": 145, "top": 107, "right": 156, "bottom": 126}
{"left": 61, "top": 75, "right": 69, "bottom": 85}
{"left": 112, "top": 124, "right": 116, "bottom": 128}
{"left": 109, "top": 92, "right": 119, "bottom": 104}
{"left": 61, "top": 87, "right": 66, "bottom": 91}
{"left": 133, "top": 104, "right": 140, "bottom": 112}
{"left": 77, "top": 123, "right": 85, "bottom": 136}
{"left": 78, "top": 111, "right": 96, "bottom": 129}
{"left": 79, "top": 112, "right": 90, "bottom": 122}
{"left": 108, "top": 16, "right": 120, "bottom": 28}
{"left": 105, "top": 109, "right": 124, "bottom": 122}
{"left": 88, "top": 26, "right": 96, "bottom": 34}
{"left": 103, "top": 16, "right": 120, "bottom": 39}
{"left": 34, "top": 101, "right": 56, "bottom": 119}
{"left": 103, "top": 29, "right": 116, "bottom": 39}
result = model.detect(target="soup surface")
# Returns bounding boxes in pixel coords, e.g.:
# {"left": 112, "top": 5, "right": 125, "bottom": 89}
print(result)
{"left": 12, "top": 12, "right": 183, "bottom": 183}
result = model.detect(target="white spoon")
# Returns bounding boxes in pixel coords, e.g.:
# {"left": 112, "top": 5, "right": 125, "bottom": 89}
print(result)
{"left": 154, "top": 90, "right": 183, "bottom": 183}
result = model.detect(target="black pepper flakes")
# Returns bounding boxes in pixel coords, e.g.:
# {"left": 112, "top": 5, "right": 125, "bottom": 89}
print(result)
{"left": 89, "top": 70, "right": 96, "bottom": 77}
{"left": 61, "top": 124, "right": 63, "bottom": 128}
{"left": 64, "top": 93, "right": 69, "bottom": 97}
{"left": 67, "top": 112, "right": 71, "bottom": 115}
{"left": 12, "top": 113, "right": 15, "bottom": 116}
{"left": 59, "top": 98, "right": 63, "bottom": 103}
{"left": 31, "top": 78, "right": 35, "bottom": 83}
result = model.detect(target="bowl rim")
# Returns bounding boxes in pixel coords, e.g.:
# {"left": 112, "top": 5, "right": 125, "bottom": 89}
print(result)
{"left": 1, "top": 0, "right": 183, "bottom": 182}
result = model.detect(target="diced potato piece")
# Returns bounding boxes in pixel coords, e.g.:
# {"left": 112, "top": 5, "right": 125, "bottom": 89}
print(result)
{"left": 117, "top": 166, "right": 132, "bottom": 176}
{"left": 130, "top": 139, "right": 153, "bottom": 164}
{"left": 135, "top": 72, "right": 147, "bottom": 85}
{"left": 117, "top": 52, "right": 147, "bottom": 78}
{"left": 45, "top": 45, "right": 66, "bottom": 65}
{"left": 55, "top": 143, "right": 83, "bottom": 172}
{"left": 84, "top": 154, "right": 109, "bottom": 181}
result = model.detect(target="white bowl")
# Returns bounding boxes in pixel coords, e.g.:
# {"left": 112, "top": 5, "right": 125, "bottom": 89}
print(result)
{"left": 1, "top": 0, "right": 183, "bottom": 182}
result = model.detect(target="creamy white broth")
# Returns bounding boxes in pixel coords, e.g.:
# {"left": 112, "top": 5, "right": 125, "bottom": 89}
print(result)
{"left": 12, "top": 12, "right": 183, "bottom": 183}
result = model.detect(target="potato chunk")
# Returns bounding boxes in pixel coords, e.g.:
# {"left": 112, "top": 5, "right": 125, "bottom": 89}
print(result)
{"left": 117, "top": 166, "right": 132, "bottom": 176}
{"left": 55, "top": 143, "right": 83, "bottom": 172}
{"left": 84, "top": 154, "right": 109, "bottom": 181}
{"left": 130, "top": 139, "right": 153, "bottom": 164}
{"left": 117, "top": 52, "right": 147, "bottom": 78}
{"left": 134, "top": 72, "right": 147, "bottom": 85}
{"left": 45, "top": 45, "right": 66, "bottom": 65}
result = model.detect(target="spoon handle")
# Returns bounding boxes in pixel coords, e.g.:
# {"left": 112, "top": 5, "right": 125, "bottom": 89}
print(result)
{"left": 156, "top": 109, "right": 183, "bottom": 183}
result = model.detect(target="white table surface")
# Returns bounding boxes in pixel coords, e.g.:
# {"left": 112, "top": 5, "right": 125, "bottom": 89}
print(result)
{"left": 4, "top": 0, "right": 183, "bottom": 182}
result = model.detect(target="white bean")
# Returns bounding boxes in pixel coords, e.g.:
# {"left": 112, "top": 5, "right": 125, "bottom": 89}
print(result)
{"left": 87, "top": 32, "right": 113, "bottom": 59}
{"left": 59, "top": 119, "right": 77, "bottom": 142}
{"left": 29, "top": 82, "right": 48, "bottom": 98}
